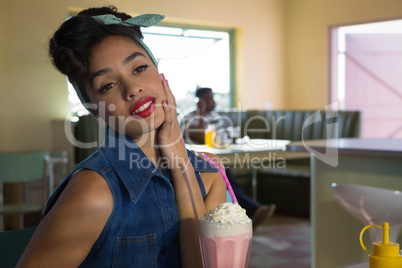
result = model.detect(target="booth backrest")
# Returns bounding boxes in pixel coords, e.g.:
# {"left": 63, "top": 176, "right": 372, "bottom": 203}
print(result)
{"left": 217, "top": 110, "right": 361, "bottom": 141}
{"left": 74, "top": 110, "right": 361, "bottom": 164}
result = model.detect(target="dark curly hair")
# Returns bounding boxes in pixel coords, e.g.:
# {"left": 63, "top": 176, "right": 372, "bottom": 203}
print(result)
{"left": 195, "top": 87, "right": 213, "bottom": 98}
{"left": 49, "top": 6, "right": 145, "bottom": 104}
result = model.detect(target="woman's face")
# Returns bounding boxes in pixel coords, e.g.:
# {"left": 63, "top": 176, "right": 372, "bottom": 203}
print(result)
{"left": 84, "top": 36, "right": 166, "bottom": 139}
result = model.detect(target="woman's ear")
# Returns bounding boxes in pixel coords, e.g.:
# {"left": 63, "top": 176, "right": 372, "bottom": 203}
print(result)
{"left": 92, "top": 108, "right": 99, "bottom": 118}
{"left": 96, "top": 116, "right": 107, "bottom": 128}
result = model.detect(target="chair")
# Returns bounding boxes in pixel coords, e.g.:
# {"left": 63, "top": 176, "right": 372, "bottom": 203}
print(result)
{"left": 331, "top": 183, "right": 402, "bottom": 244}
{"left": 0, "top": 151, "right": 48, "bottom": 230}
{"left": 0, "top": 226, "right": 36, "bottom": 267}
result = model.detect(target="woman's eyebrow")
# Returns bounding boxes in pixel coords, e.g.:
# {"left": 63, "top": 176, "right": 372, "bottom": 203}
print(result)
{"left": 89, "top": 52, "right": 147, "bottom": 85}
{"left": 123, "top": 51, "right": 146, "bottom": 66}
{"left": 90, "top": 68, "right": 112, "bottom": 86}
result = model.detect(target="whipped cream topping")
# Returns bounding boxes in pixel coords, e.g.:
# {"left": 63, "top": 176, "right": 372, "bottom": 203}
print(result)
{"left": 201, "top": 202, "right": 251, "bottom": 225}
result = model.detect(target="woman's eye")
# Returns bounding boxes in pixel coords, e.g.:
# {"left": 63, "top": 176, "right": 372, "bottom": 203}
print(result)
{"left": 133, "top": 64, "right": 150, "bottom": 74}
{"left": 98, "top": 83, "right": 115, "bottom": 94}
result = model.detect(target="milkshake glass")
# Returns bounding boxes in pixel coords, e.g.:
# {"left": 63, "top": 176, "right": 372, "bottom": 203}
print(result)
{"left": 199, "top": 202, "right": 253, "bottom": 268}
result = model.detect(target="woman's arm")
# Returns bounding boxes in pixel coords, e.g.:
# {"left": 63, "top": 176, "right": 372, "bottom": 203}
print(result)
{"left": 198, "top": 152, "right": 227, "bottom": 211}
{"left": 158, "top": 76, "right": 226, "bottom": 268}
{"left": 17, "top": 170, "right": 113, "bottom": 268}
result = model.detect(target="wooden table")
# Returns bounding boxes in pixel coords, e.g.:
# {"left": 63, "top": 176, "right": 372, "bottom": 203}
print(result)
{"left": 287, "top": 138, "right": 402, "bottom": 268}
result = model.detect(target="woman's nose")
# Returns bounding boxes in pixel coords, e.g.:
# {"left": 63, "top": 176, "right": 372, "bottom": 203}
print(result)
{"left": 123, "top": 83, "right": 142, "bottom": 100}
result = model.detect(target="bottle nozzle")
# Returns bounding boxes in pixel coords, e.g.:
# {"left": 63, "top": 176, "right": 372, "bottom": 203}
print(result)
{"left": 382, "top": 222, "right": 390, "bottom": 245}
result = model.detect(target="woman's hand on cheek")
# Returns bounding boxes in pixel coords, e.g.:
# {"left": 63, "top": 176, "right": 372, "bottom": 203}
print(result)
{"left": 157, "top": 74, "right": 187, "bottom": 159}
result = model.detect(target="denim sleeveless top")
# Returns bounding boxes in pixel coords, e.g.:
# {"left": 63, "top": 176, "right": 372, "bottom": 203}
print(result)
{"left": 42, "top": 128, "right": 217, "bottom": 267}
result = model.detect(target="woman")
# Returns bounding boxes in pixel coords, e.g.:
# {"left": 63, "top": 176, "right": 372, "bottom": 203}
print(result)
{"left": 17, "top": 6, "right": 226, "bottom": 268}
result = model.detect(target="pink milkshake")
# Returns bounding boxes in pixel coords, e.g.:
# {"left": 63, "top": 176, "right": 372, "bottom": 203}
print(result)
{"left": 199, "top": 202, "right": 253, "bottom": 268}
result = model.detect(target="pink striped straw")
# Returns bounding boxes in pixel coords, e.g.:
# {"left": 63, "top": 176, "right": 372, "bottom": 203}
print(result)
{"left": 202, "top": 153, "right": 238, "bottom": 204}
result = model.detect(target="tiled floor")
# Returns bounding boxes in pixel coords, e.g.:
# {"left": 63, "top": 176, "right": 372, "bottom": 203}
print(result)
{"left": 249, "top": 214, "right": 311, "bottom": 268}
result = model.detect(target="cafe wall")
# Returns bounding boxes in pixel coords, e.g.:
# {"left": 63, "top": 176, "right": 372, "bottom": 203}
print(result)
{"left": 2, "top": 0, "right": 402, "bottom": 153}
{"left": 0, "top": 0, "right": 285, "bottom": 152}
{"left": 285, "top": 0, "right": 402, "bottom": 110}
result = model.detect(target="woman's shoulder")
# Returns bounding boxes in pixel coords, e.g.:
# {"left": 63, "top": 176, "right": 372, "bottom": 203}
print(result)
{"left": 196, "top": 152, "right": 227, "bottom": 204}
{"left": 65, "top": 169, "right": 113, "bottom": 212}
{"left": 18, "top": 170, "right": 113, "bottom": 267}
{"left": 48, "top": 169, "right": 113, "bottom": 244}
{"left": 44, "top": 168, "right": 113, "bottom": 222}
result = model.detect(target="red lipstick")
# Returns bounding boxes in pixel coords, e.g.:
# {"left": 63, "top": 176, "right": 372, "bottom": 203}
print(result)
{"left": 130, "top": 96, "right": 156, "bottom": 118}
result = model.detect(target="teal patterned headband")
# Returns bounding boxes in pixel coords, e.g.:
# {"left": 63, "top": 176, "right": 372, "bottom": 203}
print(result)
{"left": 92, "top": 14, "right": 165, "bottom": 27}
{"left": 92, "top": 13, "right": 164, "bottom": 67}
{"left": 73, "top": 13, "right": 164, "bottom": 113}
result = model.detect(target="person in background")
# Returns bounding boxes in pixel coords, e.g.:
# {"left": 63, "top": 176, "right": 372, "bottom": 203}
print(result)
{"left": 181, "top": 87, "right": 222, "bottom": 144}
{"left": 181, "top": 87, "right": 276, "bottom": 229}
{"left": 17, "top": 7, "right": 226, "bottom": 267}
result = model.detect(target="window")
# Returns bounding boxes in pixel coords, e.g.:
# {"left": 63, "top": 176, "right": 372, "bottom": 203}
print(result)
{"left": 142, "top": 25, "right": 232, "bottom": 114}
{"left": 330, "top": 20, "right": 402, "bottom": 138}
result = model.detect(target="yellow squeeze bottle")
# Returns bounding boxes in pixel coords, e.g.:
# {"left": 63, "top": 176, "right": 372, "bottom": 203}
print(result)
{"left": 205, "top": 127, "right": 215, "bottom": 148}
{"left": 360, "top": 222, "right": 402, "bottom": 268}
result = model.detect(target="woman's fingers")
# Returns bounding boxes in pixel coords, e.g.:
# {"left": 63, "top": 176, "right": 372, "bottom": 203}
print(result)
{"left": 158, "top": 74, "right": 185, "bottom": 151}
{"left": 160, "top": 74, "right": 173, "bottom": 124}
{"left": 162, "top": 99, "right": 172, "bottom": 124}
{"left": 160, "top": 73, "right": 176, "bottom": 108}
